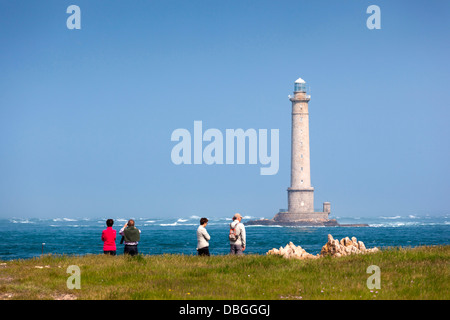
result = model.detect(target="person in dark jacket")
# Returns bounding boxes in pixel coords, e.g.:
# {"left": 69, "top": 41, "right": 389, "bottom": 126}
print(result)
{"left": 119, "top": 219, "right": 141, "bottom": 256}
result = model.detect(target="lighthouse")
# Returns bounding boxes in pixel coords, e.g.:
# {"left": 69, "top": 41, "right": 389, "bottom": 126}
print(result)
{"left": 267, "top": 77, "right": 334, "bottom": 225}
{"left": 287, "top": 77, "right": 315, "bottom": 214}
{"left": 246, "top": 78, "right": 356, "bottom": 226}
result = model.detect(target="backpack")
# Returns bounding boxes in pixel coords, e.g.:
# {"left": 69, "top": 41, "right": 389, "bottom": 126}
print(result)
{"left": 229, "top": 222, "right": 240, "bottom": 241}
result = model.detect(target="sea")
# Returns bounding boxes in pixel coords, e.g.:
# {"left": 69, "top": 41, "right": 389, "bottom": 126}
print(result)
{"left": 1, "top": 214, "right": 449, "bottom": 260}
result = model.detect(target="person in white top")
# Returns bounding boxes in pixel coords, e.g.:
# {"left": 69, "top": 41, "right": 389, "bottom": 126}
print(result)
{"left": 229, "top": 213, "right": 246, "bottom": 255}
{"left": 196, "top": 217, "right": 211, "bottom": 256}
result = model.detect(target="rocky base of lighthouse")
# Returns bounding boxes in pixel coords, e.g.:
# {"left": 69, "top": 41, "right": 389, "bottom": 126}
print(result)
{"left": 273, "top": 211, "right": 330, "bottom": 222}
{"left": 246, "top": 212, "right": 340, "bottom": 227}
{"left": 245, "top": 219, "right": 339, "bottom": 227}
{"left": 246, "top": 212, "right": 369, "bottom": 227}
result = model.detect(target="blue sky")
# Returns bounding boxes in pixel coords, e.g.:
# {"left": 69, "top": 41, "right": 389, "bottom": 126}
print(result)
{"left": 0, "top": 0, "right": 449, "bottom": 219}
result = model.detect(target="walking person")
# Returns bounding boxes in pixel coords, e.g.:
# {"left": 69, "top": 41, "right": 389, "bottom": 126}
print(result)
{"left": 119, "top": 219, "right": 141, "bottom": 256}
{"left": 102, "top": 219, "right": 117, "bottom": 255}
{"left": 229, "top": 213, "right": 246, "bottom": 255}
{"left": 196, "top": 217, "right": 211, "bottom": 256}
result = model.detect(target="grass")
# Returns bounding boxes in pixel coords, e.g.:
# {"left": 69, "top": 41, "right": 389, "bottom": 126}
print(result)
{"left": 0, "top": 245, "right": 449, "bottom": 300}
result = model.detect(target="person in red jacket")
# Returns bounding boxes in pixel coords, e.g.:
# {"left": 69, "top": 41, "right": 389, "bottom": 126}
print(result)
{"left": 102, "top": 219, "right": 117, "bottom": 255}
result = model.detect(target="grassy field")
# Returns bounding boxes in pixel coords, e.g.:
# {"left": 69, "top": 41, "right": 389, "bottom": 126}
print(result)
{"left": 0, "top": 245, "right": 448, "bottom": 300}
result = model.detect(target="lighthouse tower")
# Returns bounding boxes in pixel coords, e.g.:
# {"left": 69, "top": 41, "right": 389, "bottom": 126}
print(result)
{"left": 246, "top": 77, "right": 337, "bottom": 226}
{"left": 273, "top": 77, "right": 331, "bottom": 223}
{"left": 288, "top": 78, "right": 314, "bottom": 214}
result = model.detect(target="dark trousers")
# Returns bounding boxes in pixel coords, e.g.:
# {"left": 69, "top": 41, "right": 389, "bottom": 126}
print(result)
{"left": 198, "top": 247, "right": 210, "bottom": 256}
{"left": 230, "top": 244, "right": 243, "bottom": 255}
{"left": 124, "top": 245, "right": 138, "bottom": 256}
{"left": 103, "top": 250, "right": 116, "bottom": 256}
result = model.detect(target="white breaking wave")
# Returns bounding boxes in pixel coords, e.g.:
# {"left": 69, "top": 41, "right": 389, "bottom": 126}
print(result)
{"left": 370, "top": 221, "right": 445, "bottom": 228}
{"left": 10, "top": 219, "right": 34, "bottom": 224}
{"left": 380, "top": 216, "right": 402, "bottom": 220}
{"left": 160, "top": 222, "right": 197, "bottom": 227}
{"left": 246, "top": 224, "right": 283, "bottom": 228}
{"left": 160, "top": 222, "right": 178, "bottom": 226}
{"left": 52, "top": 218, "right": 77, "bottom": 222}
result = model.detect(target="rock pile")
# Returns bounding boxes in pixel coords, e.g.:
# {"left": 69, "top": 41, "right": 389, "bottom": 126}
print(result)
{"left": 320, "top": 234, "right": 379, "bottom": 257}
{"left": 266, "top": 242, "right": 319, "bottom": 260}
{"left": 266, "top": 234, "right": 379, "bottom": 259}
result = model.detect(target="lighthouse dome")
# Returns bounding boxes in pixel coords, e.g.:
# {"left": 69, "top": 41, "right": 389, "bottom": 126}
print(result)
{"left": 294, "top": 77, "right": 307, "bottom": 92}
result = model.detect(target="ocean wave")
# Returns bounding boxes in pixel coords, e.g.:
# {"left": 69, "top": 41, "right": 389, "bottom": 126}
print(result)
{"left": 246, "top": 225, "right": 283, "bottom": 228}
{"left": 10, "top": 219, "right": 34, "bottom": 224}
{"left": 160, "top": 222, "right": 197, "bottom": 227}
{"left": 160, "top": 222, "right": 178, "bottom": 226}
{"left": 206, "top": 222, "right": 230, "bottom": 226}
{"left": 52, "top": 218, "right": 78, "bottom": 222}
{"left": 380, "top": 216, "right": 402, "bottom": 220}
{"left": 369, "top": 221, "right": 447, "bottom": 228}
{"left": 50, "top": 224, "right": 88, "bottom": 228}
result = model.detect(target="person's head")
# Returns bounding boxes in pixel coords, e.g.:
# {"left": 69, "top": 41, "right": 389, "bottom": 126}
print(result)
{"left": 106, "top": 219, "right": 114, "bottom": 227}
{"left": 200, "top": 217, "right": 208, "bottom": 226}
{"left": 128, "top": 219, "right": 135, "bottom": 227}
{"left": 233, "top": 213, "right": 242, "bottom": 222}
